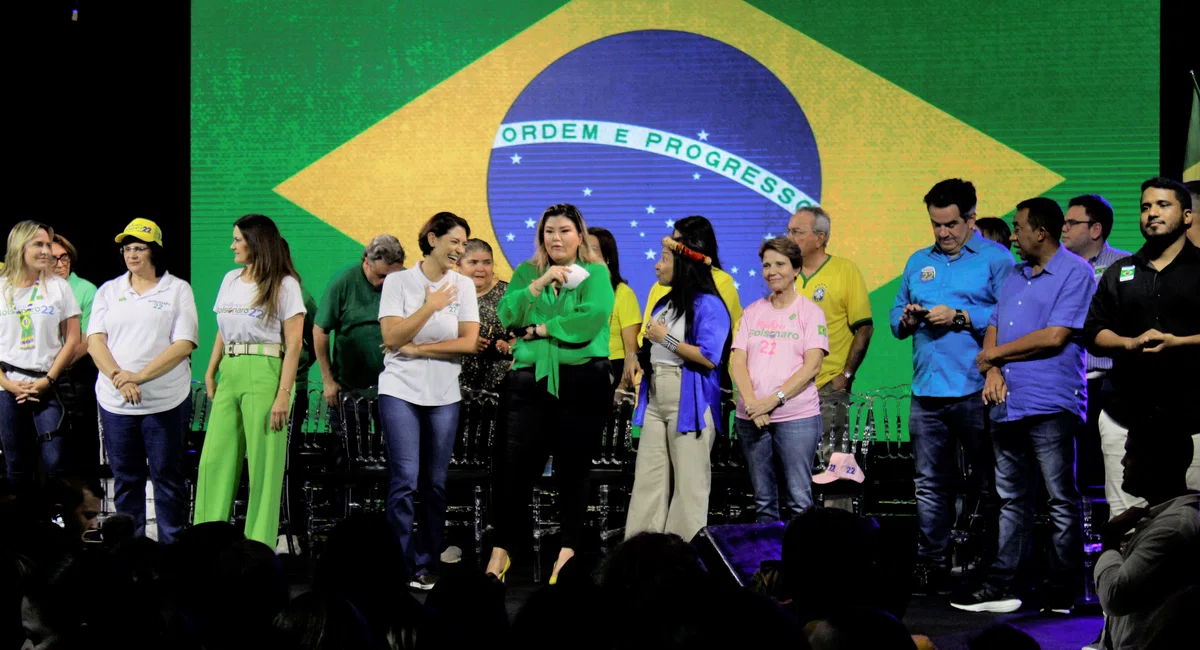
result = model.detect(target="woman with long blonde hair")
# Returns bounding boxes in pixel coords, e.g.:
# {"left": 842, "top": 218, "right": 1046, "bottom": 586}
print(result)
{"left": 486, "top": 203, "right": 615, "bottom": 584}
{"left": 194, "top": 214, "right": 306, "bottom": 546}
{"left": 0, "top": 221, "right": 82, "bottom": 485}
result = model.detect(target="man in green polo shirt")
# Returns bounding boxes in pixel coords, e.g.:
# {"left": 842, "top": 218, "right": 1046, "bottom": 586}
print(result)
{"left": 314, "top": 234, "right": 406, "bottom": 422}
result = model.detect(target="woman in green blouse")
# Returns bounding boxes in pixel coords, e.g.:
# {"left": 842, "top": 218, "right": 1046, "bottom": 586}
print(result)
{"left": 486, "top": 203, "right": 615, "bottom": 584}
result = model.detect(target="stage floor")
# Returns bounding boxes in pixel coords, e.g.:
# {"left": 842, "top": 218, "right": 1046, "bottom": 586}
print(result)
{"left": 487, "top": 563, "right": 1101, "bottom": 650}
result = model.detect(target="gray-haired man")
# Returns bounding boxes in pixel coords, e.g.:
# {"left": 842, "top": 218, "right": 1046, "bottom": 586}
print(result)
{"left": 314, "top": 234, "right": 406, "bottom": 407}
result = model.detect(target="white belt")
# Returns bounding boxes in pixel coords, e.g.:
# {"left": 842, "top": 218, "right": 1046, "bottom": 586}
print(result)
{"left": 224, "top": 342, "right": 284, "bottom": 358}
{"left": 1086, "top": 370, "right": 1106, "bottom": 380}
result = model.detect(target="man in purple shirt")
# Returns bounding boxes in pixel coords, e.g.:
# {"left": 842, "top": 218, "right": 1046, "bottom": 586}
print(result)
{"left": 950, "top": 197, "right": 1097, "bottom": 614}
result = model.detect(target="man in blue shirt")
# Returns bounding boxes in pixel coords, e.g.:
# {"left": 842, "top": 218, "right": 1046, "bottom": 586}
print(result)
{"left": 952, "top": 197, "right": 1096, "bottom": 614}
{"left": 891, "top": 178, "right": 1013, "bottom": 594}
{"left": 1059, "top": 194, "right": 1131, "bottom": 492}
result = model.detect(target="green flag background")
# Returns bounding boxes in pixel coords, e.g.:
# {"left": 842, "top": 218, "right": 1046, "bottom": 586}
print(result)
{"left": 192, "top": 0, "right": 1159, "bottom": 394}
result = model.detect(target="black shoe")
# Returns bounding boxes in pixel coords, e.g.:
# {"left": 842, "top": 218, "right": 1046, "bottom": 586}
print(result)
{"left": 913, "top": 563, "right": 952, "bottom": 596}
{"left": 950, "top": 584, "right": 1022, "bottom": 613}
{"left": 408, "top": 574, "right": 438, "bottom": 591}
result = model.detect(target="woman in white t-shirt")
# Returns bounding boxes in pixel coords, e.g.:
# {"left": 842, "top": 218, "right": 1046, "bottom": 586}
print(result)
{"left": 729, "top": 238, "right": 828, "bottom": 522}
{"left": 0, "top": 221, "right": 82, "bottom": 486}
{"left": 87, "top": 219, "right": 199, "bottom": 544}
{"left": 193, "top": 214, "right": 307, "bottom": 547}
{"left": 378, "top": 212, "right": 479, "bottom": 590}
{"left": 624, "top": 231, "right": 731, "bottom": 544}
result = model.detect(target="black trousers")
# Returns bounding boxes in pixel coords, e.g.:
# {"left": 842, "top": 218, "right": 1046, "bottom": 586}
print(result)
{"left": 494, "top": 359, "right": 612, "bottom": 551}
{"left": 60, "top": 358, "right": 100, "bottom": 482}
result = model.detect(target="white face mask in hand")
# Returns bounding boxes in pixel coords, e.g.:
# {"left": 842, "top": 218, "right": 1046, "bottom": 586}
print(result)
{"left": 561, "top": 264, "right": 589, "bottom": 290}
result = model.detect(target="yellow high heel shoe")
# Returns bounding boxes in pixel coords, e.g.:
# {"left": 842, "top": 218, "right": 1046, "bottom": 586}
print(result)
{"left": 489, "top": 556, "right": 511, "bottom": 583}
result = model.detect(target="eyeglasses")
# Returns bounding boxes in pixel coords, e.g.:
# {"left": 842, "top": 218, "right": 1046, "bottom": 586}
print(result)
{"left": 1062, "top": 219, "right": 1094, "bottom": 230}
{"left": 50, "top": 254, "right": 70, "bottom": 266}
{"left": 121, "top": 245, "right": 151, "bottom": 255}
{"left": 787, "top": 228, "right": 812, "bottom": 237}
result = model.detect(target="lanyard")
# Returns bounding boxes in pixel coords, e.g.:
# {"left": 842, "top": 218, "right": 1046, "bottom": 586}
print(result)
{"left": 8, "top": 280, "right": 41, "bottom": 351}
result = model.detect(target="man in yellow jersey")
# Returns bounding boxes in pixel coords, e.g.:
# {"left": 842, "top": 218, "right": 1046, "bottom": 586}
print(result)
{"left": 787, "top": 206, "right": 874, "bottom": 497}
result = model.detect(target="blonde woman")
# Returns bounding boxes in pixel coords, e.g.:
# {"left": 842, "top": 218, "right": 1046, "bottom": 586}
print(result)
{"left": 0, "top": 221, "right": 82, "bottom": 485}
{"left": 486, "top": 203, "right": 615, "bottom": 584}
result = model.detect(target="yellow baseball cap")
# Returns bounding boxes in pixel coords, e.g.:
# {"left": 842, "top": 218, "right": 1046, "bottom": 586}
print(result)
{"left": 115, "top": 218, "right": 164, "bottom": 247}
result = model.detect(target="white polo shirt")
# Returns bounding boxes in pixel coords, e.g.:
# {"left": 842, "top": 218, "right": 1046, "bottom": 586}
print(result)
{"left": 88, "top": 272, "right": 199, "bottom": 415}
{"left": 213, "top": 269, "right": 306, "bottom": 344}
{"left": 378, "top": 264, "right": 479, "bottom": 406}
{"left": 0, "top": 274, "right": 81, "bottom": 384}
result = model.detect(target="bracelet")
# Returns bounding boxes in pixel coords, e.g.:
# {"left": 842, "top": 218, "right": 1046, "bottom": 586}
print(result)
{"left": 662, "top": 334, "right": 681, "bottom": 353}
{"left": 279, "top": 386, "right": 292, "bottom": 395}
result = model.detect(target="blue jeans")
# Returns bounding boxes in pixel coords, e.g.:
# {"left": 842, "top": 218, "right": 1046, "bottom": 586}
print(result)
{"left": 0, "top": 388, "right": 66, "bottom": 486}
{"left": 988, "top": 412, "right": 1082, "bottom": 592}
{"left": 379, "top": 396, "right": 459, "bottom": 577}
{"left": 99, "top": 400, "right": 191, "bottom": 544}
{"left": 736, "top": 415, "right": 823, "bottom": 522}
{"left": 910, "top": 392, "right": 994, "bottom": 569}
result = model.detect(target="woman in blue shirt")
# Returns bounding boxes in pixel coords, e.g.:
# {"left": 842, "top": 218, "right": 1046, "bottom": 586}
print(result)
{"left": 624, "top": 231, "right": 731, "bottom": 542}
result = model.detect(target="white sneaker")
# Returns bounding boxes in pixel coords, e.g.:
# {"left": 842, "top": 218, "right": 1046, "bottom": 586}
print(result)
{"left": 440, "top": 546, "right": 463, "bottom": 564}
{"left": 275, "top": 535, "right": 301, "bottom": 555}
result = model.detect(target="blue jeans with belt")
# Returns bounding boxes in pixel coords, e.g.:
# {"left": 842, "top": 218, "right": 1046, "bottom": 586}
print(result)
{"left": 0, "top": 388, "right": 66, "bottom": 486}
{"left": 987, "top": 411, "right": 1082, "bottom": 593}
{"left": 379, "top": 396, "right": 459, "bottom": 577}
{"left": 736, "top": 414, "right": 823, "bottom": 522}
{"left": 99, "top": 399, "right": 191, "bottom": 544}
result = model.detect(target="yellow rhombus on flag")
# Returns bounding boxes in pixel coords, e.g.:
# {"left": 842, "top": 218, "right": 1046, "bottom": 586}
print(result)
{"left": 275, "top": 0, "right": 1063, "bottom": 290}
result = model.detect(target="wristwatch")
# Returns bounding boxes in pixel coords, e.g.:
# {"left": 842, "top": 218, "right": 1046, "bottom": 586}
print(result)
{"left": 952, "top": 309, "right": 966, "bottom": 330}
{"left": 775, "top": 390, "right": 787, "bottom": 406}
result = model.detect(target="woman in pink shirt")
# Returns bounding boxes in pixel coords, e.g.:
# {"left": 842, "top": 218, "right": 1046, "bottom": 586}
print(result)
{"left": 730, "top": 237, "right": 828, "bottom": 521}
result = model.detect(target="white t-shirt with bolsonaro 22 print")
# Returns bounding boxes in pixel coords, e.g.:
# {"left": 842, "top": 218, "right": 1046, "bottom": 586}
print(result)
{"left": 213, "top": 269, "right": 306, "bottom": 345}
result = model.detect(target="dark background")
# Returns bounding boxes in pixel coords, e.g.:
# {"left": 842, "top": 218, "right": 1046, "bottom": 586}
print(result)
{"left": 6, "top": 1, "right": 191, "bottom": 283}
{"left": 4, "top": 1, "right": 1194, "bottom": 288}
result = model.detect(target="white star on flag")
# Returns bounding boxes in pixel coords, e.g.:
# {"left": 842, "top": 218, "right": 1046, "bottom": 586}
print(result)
{"left": 640, "top": 232, "right": 645, "bottom": 237}
{"left": 582, "top": 187, "right": 592, "bottom": 196}
{"left": 763, "top": 233, "right": 774, "bottom": 240}
{"left": 524, "top": 218, "right": 536, "bottom": 228}
{"left": 645, "top": 249, "right": 656, "bottom": 260}
{"left": 731, "top": 266, "right": 739, "bottom": 274}
{"left": 505, "top": 233, "right": 515, "bottom": 242}
{"left": 629, "top": 220, "right": 638, "bottom": 228}
{"left": 692, "top": 173, "right": 700, "bottom": 180}
{"left": 733, "top": 280, "right": 741, "bottom": 290}
{"left": 697, "top": 130, "right": 709, "bottom": 141}
{"left": 645, "top": 205, "right": 656, "bottom": 214}
{"left": 749, "top": 270, "right": 757, "bottom": 277}
{"left": 665, "top": 219, "right": 675, "bottom": 228}
{"left": 510, "top": 153, "right": 522, "bottom": 164}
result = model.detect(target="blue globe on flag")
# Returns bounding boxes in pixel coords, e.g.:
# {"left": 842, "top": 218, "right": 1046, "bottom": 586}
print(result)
{"left": 487, "top": 29, "right": 822, "bottom": 301}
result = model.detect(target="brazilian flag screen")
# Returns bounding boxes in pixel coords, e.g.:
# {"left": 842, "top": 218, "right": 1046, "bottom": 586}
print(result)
{"left": 192, "top": 0, "right": 1159, "bottom": 394}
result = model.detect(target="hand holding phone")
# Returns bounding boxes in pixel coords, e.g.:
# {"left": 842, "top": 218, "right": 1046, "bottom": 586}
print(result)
{"left": 901, "top": 304, "right": 929, "bottom": 328}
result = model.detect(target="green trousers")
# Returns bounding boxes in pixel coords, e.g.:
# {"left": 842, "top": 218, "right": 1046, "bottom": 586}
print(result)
{"left": 193, "top": 354, "right": 290, "bottom": 547}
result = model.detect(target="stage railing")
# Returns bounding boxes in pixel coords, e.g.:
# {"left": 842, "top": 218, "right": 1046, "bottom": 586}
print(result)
{"left": 170, "top": 380, "right": 915, "bottom": 572}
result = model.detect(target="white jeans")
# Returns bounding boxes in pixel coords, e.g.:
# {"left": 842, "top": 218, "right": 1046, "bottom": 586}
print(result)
{"left": 625, "top": 365, "right": 716, "bottom": 543}
{"left": 1098, "top": 409, "right": 1200, "bottom": 519}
